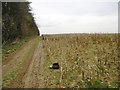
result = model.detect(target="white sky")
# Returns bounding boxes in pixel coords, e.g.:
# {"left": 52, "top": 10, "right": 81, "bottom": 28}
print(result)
{"left": 28, "top": 0, "right": 119, "bottom": 35}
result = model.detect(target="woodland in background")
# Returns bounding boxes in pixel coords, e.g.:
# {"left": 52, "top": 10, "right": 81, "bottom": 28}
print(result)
{"left": 2, "top": 2, "right": 39, "bottom": 44}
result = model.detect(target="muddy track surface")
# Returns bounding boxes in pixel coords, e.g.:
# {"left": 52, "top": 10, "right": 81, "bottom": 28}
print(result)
{"left": 2, "top": 37, "right": 45, "bottom": 88}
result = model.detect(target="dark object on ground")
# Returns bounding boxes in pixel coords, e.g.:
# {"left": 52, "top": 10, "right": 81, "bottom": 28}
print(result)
{"left": 49, "top": 63, "right": 60, "bottom": 69}
{"left": 42, "top": 35, "right": 45, "bottom": 40}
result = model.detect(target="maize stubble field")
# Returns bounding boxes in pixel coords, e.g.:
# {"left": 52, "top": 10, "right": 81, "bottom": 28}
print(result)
{"left": 2, "top": 34, "right": 119, "bottom": 88}
{"left": 42, "top": 34, "right": 119, "bottom": 88}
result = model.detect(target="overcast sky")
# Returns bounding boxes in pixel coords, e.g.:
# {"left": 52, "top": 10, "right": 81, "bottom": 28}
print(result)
{"left": 28, "top": 0, "right": 118, "bottom": 35}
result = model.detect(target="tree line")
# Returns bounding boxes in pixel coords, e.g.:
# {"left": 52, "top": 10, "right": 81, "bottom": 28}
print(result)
{"left": 2, "top": 2, "right": 39, "bottom": 44}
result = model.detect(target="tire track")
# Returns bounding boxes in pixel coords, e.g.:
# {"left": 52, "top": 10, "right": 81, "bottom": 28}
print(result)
{"left": 22, "top": 40, "right": 44, "bottom": 88}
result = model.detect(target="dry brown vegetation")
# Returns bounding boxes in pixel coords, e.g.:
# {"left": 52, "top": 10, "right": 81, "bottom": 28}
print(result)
{"left": 42, "top": 34, "right": 119, "bottom": 88}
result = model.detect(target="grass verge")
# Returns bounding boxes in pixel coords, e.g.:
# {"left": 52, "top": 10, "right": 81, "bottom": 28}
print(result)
{"left": 2, "top": 37, "right": 32, "bottom": 63}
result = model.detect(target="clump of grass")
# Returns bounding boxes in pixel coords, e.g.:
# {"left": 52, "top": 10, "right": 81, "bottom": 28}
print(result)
{"left": 92, "top": 79, "right": 102, "bottom": 88}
